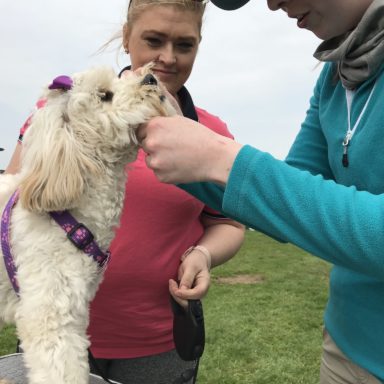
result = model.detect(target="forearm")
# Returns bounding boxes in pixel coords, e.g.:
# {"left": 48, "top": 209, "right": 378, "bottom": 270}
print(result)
{"left": 224, "top": 145, "right": 384, "bottom": 279}
{"left": 5, "top": 143, "right": 22, "bottom": 175}
{"left": 172, "top": 220, "right": 245, "bottom": 301}
{"left": 204, "top": 135, "right": 243, "bottom": 186}
{"left": 195, "top": 220, "right": 245, "bottom": 269}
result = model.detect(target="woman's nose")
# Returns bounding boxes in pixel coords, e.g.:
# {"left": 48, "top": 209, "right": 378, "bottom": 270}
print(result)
{"left": 158, "top": 45, "right": 176, "bottom": 65}
{"left": 267, "top": 0, "right": 287, "bottom": 11}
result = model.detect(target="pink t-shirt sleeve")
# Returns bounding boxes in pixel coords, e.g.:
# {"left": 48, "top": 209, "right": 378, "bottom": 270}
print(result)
{"left": 196, "top": 107, "right": 234, "bottom": 139}
{"left": 18, "top": 99, "right": 47, "bottom": 142}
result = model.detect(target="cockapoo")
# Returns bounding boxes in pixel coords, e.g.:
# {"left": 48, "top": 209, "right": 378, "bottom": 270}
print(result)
{"left": 0, "top": 64, "right": 175, "bottom": 384}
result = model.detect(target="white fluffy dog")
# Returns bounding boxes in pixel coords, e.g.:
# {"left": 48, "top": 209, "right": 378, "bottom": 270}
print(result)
{"left": 0, "top": 64, "right": 175, "bottom": 384}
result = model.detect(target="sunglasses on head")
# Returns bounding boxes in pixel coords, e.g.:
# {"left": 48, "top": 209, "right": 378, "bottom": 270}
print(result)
{"left": 129, "top": 0, "right": 209, "bottom": 8}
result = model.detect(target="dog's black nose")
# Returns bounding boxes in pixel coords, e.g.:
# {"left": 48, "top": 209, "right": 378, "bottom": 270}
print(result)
{"left": 141, "top": 74, "right": 157, "bottom": 86}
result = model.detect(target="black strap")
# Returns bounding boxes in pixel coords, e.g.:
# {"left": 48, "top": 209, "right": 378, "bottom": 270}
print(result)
{"left": 192, "top": 359, "right": 200, "bottom": 384}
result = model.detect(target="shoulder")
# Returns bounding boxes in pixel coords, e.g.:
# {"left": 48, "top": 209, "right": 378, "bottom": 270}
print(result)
{"left": 316, "top": 62, "right": 337, "bottom": 90}
{"left": 195, "top": 107, "right": 234, "bottom": 139}
{"left": 19, "top": 99, "right": 47, "bottom": 140}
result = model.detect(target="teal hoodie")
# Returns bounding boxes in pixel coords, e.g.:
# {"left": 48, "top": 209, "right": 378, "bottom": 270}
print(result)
{"left": 181, "top": 62, "right": 384, "bottom": 381}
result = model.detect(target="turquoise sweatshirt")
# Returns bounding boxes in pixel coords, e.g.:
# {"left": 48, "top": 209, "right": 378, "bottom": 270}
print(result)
{"left": 181, "top": 63, "right": 384, "bottom": 381}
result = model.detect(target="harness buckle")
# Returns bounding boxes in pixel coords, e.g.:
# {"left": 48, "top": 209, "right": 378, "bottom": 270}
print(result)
{"left": 67, "top": 223, "right": 94, "bottom": 250}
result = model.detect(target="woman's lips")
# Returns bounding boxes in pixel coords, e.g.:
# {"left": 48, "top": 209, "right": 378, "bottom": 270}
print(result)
{"left": 297, "top": 12, "right": 309, "bottom": 29}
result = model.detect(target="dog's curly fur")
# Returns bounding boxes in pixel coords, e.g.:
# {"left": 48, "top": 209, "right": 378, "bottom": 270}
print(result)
{"left": 0, "top": 64, "right": 175, "bottom": 384}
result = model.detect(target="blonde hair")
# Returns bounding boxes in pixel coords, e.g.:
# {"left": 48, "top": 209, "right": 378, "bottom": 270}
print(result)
{"left": 127, "top": 0, "right": 206, "bottom": 34}
{"left": 99, "top": 0, "right": 206, "bottom": 55}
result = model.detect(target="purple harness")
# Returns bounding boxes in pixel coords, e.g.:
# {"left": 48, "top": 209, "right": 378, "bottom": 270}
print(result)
{"left": 1, "top": 190, "right": 110, "bottom": 295}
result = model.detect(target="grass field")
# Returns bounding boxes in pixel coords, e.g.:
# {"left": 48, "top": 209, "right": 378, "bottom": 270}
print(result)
{"left": 0, "top": 230, "right": 330, "bottom": 383}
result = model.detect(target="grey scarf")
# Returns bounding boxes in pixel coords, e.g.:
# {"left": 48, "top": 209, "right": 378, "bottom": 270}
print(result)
{"left": 314, "top": 0, "right": 384, "bottom": 89}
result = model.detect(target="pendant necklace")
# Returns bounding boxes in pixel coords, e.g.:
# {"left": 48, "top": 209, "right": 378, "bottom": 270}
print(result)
{"left": 342, "top": 82, "right": 376, "bottom": 167}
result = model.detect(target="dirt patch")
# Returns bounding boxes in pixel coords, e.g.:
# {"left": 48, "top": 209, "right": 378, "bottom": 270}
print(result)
{"left": 214, "top": 274, "right": 264, "bottom": 285}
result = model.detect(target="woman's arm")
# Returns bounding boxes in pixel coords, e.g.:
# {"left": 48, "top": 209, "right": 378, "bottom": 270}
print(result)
{"left": 170, "top": 216, "right": 245, "bottom": 302}
{"left": 5, "top": 143, "right": 22, "bottom": 175}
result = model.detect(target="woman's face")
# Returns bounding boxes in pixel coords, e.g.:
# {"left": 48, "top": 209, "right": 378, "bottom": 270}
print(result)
{"left": 266, "top": 0, "right": 374, "bottom": 40}
{"left": 124, "top": 5, "right": 201, "bottom": 96}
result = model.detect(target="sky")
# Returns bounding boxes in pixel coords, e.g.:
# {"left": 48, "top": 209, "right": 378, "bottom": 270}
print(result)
{"left": 0, "top": 0, "right": 322, "bottom": 170}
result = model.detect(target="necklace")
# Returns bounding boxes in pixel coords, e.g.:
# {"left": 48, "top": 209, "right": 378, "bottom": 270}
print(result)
{"left": 342, "top": 82, "right": 376, "bottom": 167}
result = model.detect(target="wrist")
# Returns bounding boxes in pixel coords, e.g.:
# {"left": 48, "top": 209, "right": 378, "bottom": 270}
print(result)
{"left": 209, "top": 137, "right": 243, "bottom": 185}
{"left": 181, "top": 245, "right": 212, "bottom": 271}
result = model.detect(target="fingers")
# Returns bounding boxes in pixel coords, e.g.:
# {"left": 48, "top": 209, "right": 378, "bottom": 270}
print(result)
{"left": 169, "top": 279, "right": 188, "bottom": 309}
{"left": 176, "top": 282, "right": 210, "bottom": 300}
{"left": 169, "top": 271, "right": 210, "bottom": 301}
{"left": 136, "top": 119, "right": 151, "bottom": 143}
{"left": 137, "top": 115, "right": 211, "bottom": 184}
{"left": 136, "top": 116, "right": 162, "bottom": 144}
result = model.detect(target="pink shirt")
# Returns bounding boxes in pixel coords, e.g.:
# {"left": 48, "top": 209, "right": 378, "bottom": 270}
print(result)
{"left": 88, "top": 107, "right": 233, "bottom": 358}
{"left": 19, "top": 99, "right": 46, "bottom": 141}
{"left": 19, "top": 103, "right": 233, "bottom": 359}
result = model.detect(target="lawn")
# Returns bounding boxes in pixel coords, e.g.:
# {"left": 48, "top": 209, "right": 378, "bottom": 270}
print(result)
{"left": 0, "top": 230, "right": 330, "bottom": 383}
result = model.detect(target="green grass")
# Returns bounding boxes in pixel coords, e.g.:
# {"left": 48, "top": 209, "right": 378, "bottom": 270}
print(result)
{"left": 198, "top": 231, "right": 330, "bottom": 383}
{"left": 0, "top": 324, "right": 17, "bottom": 356}
{"left": 0, "top": 231, "right": 330, "bottom": 383}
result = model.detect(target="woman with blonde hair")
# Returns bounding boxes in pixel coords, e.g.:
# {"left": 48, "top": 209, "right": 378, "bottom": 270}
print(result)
{"left": 85, "top": 1, "right": 245, "bottom": 383}
{"left": 5, "top": 1, "right": 244, "bottom": 383}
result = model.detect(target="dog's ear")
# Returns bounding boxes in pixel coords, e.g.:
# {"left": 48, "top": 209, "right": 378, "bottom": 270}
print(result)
{"left": 19, "top": 101, "right": 103, "bottom": 213}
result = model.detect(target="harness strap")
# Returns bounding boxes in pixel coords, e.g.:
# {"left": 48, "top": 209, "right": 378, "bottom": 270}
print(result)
{"left": 1, "top": 191, "right": 110, "bottom": 295}
{"left": 49, "top": 211, "right": 110, "bottom": 268}
{"left": 1, "top": 190, "right": 20, "bottom": 294}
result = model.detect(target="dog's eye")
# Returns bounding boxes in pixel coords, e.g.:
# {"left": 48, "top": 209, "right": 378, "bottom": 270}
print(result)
{"left": 99, "top": 91, "right": 114, "bottom": 102}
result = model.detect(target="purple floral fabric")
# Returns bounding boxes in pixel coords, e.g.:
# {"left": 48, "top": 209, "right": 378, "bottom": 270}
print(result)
{"left": 1, "top": 191, "right": 109, "bottom": 295}
{"left": 1, "top": 190, "right": 20, "bottom": 294}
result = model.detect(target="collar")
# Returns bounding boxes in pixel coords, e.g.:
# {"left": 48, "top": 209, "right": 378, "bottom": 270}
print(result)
{"left": 119, "top": 66, "right": 199, "bottom": 122}
{"left": 1, "top": 191, "right": 109, "bottom": 295}
{"left": 314, "top": 0, "right": 384, "bottom": 89}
